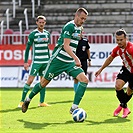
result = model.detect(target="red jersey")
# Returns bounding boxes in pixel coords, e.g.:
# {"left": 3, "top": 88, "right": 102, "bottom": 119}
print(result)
{"left": 111, "top": 41, "right": 133, "bottom": 73}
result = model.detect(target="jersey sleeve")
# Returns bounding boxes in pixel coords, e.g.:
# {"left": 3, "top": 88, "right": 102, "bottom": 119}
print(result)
{"left": 83, "top": 38, "right": 90, "bottom": 49}
{"left": 48, "top": 32, "right": 51, "bottom": 44}
{"left": 111, "top": 46, "right": 118, "bottom": 58}
{"left": 24, "top": 32, "right": 34, "bottom": 63}
{"left": 128, "top": 43, "right": 133, "bottom": 58}
{"left": 62, "top": 24, "right": 74, "bottom": 39}
{"left": 27, "top": 32, "right": 34, "bottom": 46}
{"left": 86, "top": 40, "right": 90, "bottom": 49}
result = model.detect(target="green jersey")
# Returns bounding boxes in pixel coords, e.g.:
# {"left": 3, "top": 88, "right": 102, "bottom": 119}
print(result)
{"left": 52, "top": 20, "right": 82, "bottom": 63}
{"left": 25, "top": 29, "right": 50, "bottom": 64}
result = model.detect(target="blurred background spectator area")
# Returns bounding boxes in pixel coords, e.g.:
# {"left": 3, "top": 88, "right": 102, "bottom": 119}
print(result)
{"left": 0, "top": 0, "right": 133, "bottom": 46}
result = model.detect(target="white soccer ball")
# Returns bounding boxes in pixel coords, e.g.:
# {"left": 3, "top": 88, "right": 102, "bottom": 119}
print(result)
{"left": 72, "top": 108, "right": 87, "bottom": 122}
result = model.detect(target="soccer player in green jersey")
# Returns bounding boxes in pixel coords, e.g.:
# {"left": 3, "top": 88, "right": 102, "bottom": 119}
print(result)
{"left": 22, "top": 7, "right": 89, "bottom": 114}
{"left": 18, "top": 15, "right": 51, "bottom": 108}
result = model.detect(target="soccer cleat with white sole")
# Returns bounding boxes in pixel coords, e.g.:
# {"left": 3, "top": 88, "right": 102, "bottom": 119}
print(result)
{"left": 18, "top": 102, "right": 24, "bottom": 108}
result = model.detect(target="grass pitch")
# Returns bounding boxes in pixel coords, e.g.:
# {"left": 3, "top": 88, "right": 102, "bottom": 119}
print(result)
{"left": 0, "top": 88, "right": 132, "bottom": 133}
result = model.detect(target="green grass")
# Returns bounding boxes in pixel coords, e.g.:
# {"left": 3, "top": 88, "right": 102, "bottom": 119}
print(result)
{"left": 0, "top": 88, "right": 132, "bottom": 133}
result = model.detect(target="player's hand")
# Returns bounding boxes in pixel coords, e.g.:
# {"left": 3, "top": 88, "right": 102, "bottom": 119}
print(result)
{"left": 88, "top": 61, "right": 91, "bottom": 67}
{"left": 75, "top": 57, "right": 81, "bottom": 67}
{"left": 95, "top": 69, "right": 102, "bottom": 77}
{"left": 24, "top": 63, "right": 29, "bottom": 71}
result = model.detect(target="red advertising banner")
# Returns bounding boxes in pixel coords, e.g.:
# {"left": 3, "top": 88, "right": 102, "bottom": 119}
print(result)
{"left": 0, "top": 45, "right": 32, "bottom": 66}
{"left": 0, "top": 44, "right": 121, "bottom": 66}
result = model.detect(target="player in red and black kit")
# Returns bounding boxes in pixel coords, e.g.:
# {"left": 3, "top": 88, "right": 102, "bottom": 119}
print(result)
{"left": 95, "top": 29, "right": 133, "bottom": 118}
{"left": 74, "top": 36, "right": 91, "bottom": 92}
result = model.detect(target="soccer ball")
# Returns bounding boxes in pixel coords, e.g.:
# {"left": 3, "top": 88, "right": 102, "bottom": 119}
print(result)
{"left": 72, "top": 108, "right": 87, "bottom": 122}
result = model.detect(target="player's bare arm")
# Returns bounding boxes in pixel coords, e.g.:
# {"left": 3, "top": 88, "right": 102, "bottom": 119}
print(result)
{"left": 24, "top": 63, "right": 29, "bottom": 71}
{"left": 63, "top": 38, "right": 81, "bottom": 67}
{"left": 24, "top": 43, "right": 31, "bottom": 71}
{"left": 95, "top": 55, "right": 114, "bottom": 77}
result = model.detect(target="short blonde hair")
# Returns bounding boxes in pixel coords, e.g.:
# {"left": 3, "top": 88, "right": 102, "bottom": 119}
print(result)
{"left": 36, "top": 15, "right": 46, "bottom": 21}
{"left": 76, "top": 7, "right": 88, "bottom": 16}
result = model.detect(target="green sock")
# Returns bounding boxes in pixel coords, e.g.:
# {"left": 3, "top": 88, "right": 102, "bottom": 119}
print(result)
{"left": 40, "top": 87, "right": 46, "bottom": 103}
{"left": 74, "top": 82, "right": 80, "bottom": 92}
{"left": 74, "top": 83, "right": 78, "bottom": 92}
{"left": 21, "top": 84, "right": 30, "bottom": 102}
{"left": 73, "top": 82, "right": 87, "bottom": 105}
{"left": 29, "top": 83, "right": 43, "bottom": 99}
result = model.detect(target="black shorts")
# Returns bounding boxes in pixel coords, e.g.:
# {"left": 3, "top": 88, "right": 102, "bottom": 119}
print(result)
{"left": 81, "top": 60, "right": 87, "bottom": 75}
{"left": 117, "top": 66, "right": 133, "bottom": 90}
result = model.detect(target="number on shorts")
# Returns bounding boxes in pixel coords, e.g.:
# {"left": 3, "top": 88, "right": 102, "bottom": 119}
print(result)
{"left": 33, "top": 69, "right": 37, "bottom": 74}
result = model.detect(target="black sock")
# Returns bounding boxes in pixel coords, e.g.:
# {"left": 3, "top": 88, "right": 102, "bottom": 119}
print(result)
{"left": 116, "top": 89, "right": 127, "bottom": 108}
{"left": 125, "top": 93, "right": 132, "bottom": 103}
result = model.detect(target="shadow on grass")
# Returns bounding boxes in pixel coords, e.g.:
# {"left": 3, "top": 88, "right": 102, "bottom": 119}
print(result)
{"left": 0, "top": 100, "right": 73, "bottom": 113}
{"left": 0, "top": 106, "right": 38, "bottom": 113}
{"left": 48, "top": 100, "right": 73, "bottom": 105}
{"left": 17, "top": 119, "right": 74, "bottom": 129}
{"left": 86, "top": 116, "right": 130, "bottom": 125}
{"left": 17, "top": 116, "right": 130, "bottom": 130}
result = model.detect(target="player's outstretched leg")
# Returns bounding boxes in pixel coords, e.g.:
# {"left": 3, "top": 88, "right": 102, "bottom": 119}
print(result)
{"left": 22, "top": 82, "right": 43, "bottom": 113}
{"left": 18, "top": 84, "right": 30, "bottom": 108}
{"left": 70, "top": 82, "right": 87, "bottom": 114}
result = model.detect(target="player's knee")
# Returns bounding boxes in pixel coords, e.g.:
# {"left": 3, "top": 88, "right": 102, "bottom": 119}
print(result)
{"left": 126, "top": 90, "right": 132, "bottom": 96}
{"left": 115, "top": 84, "right": 122, "bottom": 90}
{"left": 85, "top": 78, "right": 89, "bottom": 84}
{"left": 81, "top": 76, "right": 89, "bottom": 84}
{"left": 40, "top": 78, "right": 45, "bottom": 88}
{"left": 127, "top": 87, "right": 133, "bottom": 95}
{"left": 26, "top": 80, "right": 33, "bottom": 85}
{"left": 115, "top": 79, "right": 125, "bottom": 91}
{"left": 40, "top": 77, "right": 50, "bottom": 87}
{"left": 77, "top": 73, "right": 89, "bottom": 84}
